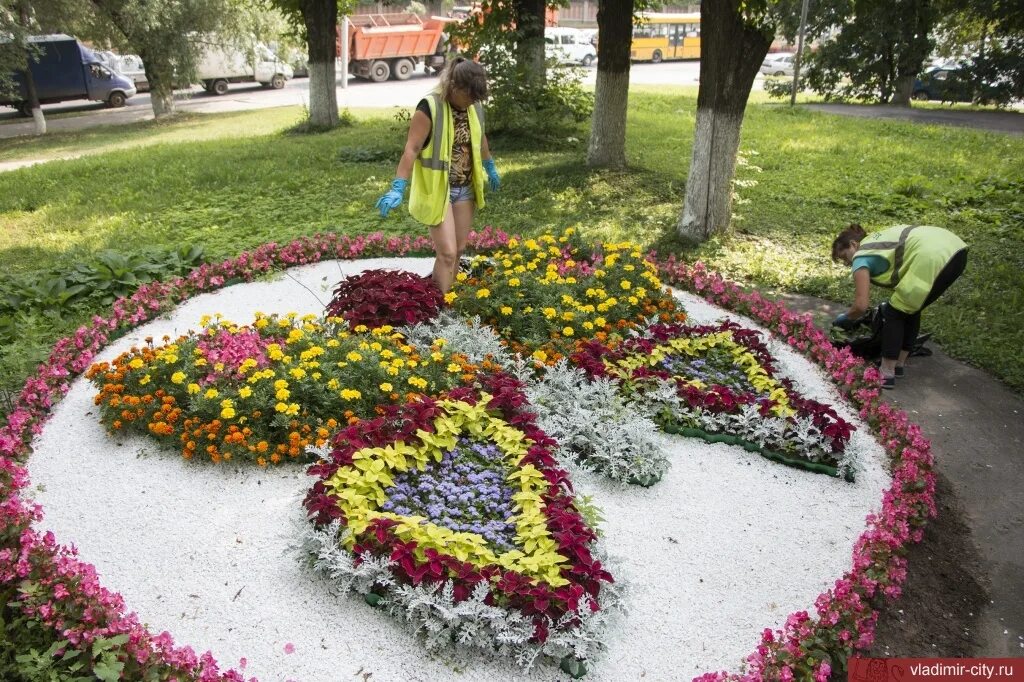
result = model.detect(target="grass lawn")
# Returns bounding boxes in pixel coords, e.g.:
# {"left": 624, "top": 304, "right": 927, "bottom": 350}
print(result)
{"left": 1, "top": 91, "right": 1022, "bottom": 407}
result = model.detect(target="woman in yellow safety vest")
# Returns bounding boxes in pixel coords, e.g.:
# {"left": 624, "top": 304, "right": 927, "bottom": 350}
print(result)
{"left": 376, "top": 57, "right": 500, "bottom": 293}
{"left": 831, "top": 224, "right": 968, "bottom": 389}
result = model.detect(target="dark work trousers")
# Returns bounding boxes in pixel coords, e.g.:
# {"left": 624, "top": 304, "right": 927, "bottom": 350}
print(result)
{"left": 881, "top": 249, "right": 968, "bottom": 360}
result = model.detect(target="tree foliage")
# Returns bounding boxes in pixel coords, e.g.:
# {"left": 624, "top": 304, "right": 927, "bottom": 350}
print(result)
{"left": 794, "top": 0, "right": 936, "bottom": 104}
{"left": 447, "top": 0, "right": 592, "bottom": 140}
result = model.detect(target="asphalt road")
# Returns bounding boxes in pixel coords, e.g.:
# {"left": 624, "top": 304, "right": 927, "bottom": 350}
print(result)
{"left": 0, "top": 61, "right": 707, "bottom": 139}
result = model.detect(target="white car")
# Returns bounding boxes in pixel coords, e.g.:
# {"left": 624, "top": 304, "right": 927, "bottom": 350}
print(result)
{"left": 760, "top": 52, "right": 795, "bottom": 77}
{"left": 545, "top": 27, "right": 597, "bottom": 67}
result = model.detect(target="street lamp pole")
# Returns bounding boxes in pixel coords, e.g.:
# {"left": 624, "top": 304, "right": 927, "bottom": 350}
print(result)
{"left": 790, "top": 0, "right": 810, "bottom": 106}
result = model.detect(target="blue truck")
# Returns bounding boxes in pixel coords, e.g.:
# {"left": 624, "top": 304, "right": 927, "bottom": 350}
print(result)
{"left": 2, "top": 34, "right": 137, "bottom": 116}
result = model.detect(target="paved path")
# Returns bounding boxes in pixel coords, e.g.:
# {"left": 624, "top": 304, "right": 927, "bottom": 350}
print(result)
{"left": 774, "top": 291, "right": 1024, "bottom": 656}
{"left": 806, "top": 103, "right": 1024, "bottom": 136}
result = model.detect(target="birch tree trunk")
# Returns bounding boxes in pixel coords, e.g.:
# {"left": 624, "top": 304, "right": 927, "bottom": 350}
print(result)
{"left": 678, "top": 0, "right": 771, "bottom": 245}
{"left": 302, "top": 0, "right": 339, "bottom": 128}
{"left": 586, "top": 0, "right": 632, "bottom": 169}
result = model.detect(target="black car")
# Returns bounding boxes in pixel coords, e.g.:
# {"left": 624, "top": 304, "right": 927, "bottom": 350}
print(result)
{"left": 912, "top": 66, "right": 972, "bottom": 103}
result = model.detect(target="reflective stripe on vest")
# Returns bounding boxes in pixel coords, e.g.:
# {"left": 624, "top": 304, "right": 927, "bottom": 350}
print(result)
{"left": 421, "top": 94, "right": 449, "bottom": 172}
{"left": 857, "top": 225, "right": 918, "bottom": 289}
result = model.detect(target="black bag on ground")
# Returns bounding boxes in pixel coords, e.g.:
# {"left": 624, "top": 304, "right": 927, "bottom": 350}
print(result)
{"left": 837, "top": 303, "right": 933, "bottom": 360}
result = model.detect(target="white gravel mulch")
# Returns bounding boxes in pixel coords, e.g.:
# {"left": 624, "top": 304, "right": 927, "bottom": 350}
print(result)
{"left": 26, "top": 258, "right": 891, "bottom": 682}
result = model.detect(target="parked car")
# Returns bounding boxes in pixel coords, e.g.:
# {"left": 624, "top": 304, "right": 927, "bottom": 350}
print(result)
{"left": 759, "top": 52, "right": 795, "bottom": 77}
{"left": 1, "top": 34, "right": 136, "bottom": 115}
{"left": 545, "top": 27, "right": 597, "bottom": 66}
{"left": 912, "top": 66, "right": 972, "bottom": 102}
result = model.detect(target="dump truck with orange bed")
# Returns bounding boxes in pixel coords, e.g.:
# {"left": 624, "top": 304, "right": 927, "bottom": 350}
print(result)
{"left": 337, "top": 14, "right": 453, "bottom": 82}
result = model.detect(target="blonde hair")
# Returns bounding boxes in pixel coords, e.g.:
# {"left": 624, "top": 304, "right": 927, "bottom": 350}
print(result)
{"left": 439, "top": 56, "right": 489, "bottom": 103}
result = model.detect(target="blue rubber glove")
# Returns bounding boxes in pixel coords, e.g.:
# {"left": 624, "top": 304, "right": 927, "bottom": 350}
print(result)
{"left": 832, "top": 313, "right": 858, "bottom": 330}
{"left": 376, "top": 178, "right": 408, "bottom": 218}
{"left": 483, "top": 158, "right": 500, "bottom": 192}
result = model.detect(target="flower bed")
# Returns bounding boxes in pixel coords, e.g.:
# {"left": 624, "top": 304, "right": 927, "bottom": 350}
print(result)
{"left": 450, "top": 229, "right": 686, "bottom": 362}
{"left": 302, "top": 371, "right": 617, "bottom": 673}
{"left": 0, "top": 229, "right": 936, "bottom": 681}
{"left": 658, "top": 260, "right": 936, "bottom": 681}
{"left": 573, "top": 321, "right": 857, "bottom": 480}
{"left": 85, "top": 312, "right": 467, "bottom": 466}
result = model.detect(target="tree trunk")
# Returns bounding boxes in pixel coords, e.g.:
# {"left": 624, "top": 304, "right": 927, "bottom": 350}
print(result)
{"left": 678, "top": 0, "right": 771, "bottom": 245}
{"left": 19, "top": 1, "right": 45, "bottom": 135}
{"left": 514, "top": 0, "right": 546, "bottom": 86}
{"left": 139, "top": 50, "right": 176, "bottom": 119}
{"left": 890, "top": 74, "right": 914, "bottom": 105}
{"left": 587, "top": 0, "right": 633, "bottom": 169}
{"left": 302, "top": 0, "right": 339, "bottom": 128}
{"left": 891, "top": 0, "right": 934, "bottom": 106}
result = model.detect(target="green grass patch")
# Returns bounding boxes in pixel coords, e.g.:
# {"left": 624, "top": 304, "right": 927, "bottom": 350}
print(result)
{"left": 1, "top": 93, "right": 1022, "bottom": 404}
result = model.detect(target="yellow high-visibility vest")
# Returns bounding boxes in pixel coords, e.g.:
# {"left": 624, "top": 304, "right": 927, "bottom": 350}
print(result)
{"left": 854, "top": 225, "right": 967, "bottom": 313}
{"left": 408, "top": 93, "right": 487, "bottom": 225}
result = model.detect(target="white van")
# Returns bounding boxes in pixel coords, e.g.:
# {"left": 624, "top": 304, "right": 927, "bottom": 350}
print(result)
{"left": 545, "top": 27, "right": 597, "bottom": 67}
{"left": 196, "top": 41, "right": 294, "bottom": 95}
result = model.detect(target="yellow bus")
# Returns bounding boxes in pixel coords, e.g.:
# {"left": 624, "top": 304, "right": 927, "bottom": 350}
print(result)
{"left": 631, "top": 12, "right": 701, "bottom": 62}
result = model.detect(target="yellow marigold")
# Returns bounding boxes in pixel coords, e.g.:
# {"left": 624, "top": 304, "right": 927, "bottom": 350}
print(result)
{"left": 500, "top": 306, "right": 513, "bottom": 315}
{"left": 407, "top": 376, "right": 428, "bottom": 389}
{"left": 532, "top": 350, "right": 548, "bottom": 362}
{"left": 238, "top": 386, "right": 253, "bottom": 399}
{"left": 340, "top": 389, "right": 362, "bottom": 400}
{"left": 444, "top": 292, "right": 458, "bottom": 304}
{"left": 456, "top": 272, "right": 468, "bottom": 282}
{"left": 327, "top": 378, "right": 340, "bottom": 390}
{"left": 276, "top": 388, "right": 290, "bottom": 401}
{"left": 346, "top": 351, "right": 363, "bottom": 362}
{"left": 379, "top": 382, "right": 393, "bottom": 392}
{"left": 220, "top": 407, "right": 236, "bottom": 419}
{"left": 476, "top": 288, "right": 490, "bottom": 299}
{"left": 204, "top": 388, "right": 219, "bottom": 399}
{"left": 562, "top": 327, "right": 574, "bottom": 337}
{"left": 290, "top": 368, "right": 307, "bottom": 380}
{"left": 275, "top": 402, "right": 288, "bottom": 413}
{"left": 542, "top": 307, "right": 557, "bottom": 319}
{"left": 128, "top": 358, "right": 145, "bottom": 370}
{"left": 187, "top": 383, "right": 201, "bottom": 395}
{"left": 447, "top": 363, "right": 461, "bottom": 373}
{"left": 508, "top": 277, "right": 521, "bottom": 287}
{"left": 166, "top": 371, "right": 184, "bottom": 384}
{"left": 139, "top": 374, "right": 151, "bottom": 385}
{"left": 620, "top": 280, "right": 632, "bottom": 290}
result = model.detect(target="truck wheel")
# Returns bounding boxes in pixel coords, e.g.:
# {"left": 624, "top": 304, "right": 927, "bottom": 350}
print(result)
{"left": 212, "top": 79, "right": 229, "bottom": 95}
{"left": 369, "top": 60, "right": 391, "bottom": 83}
{"left": 107, "top": 91, "right": 127, "bottom": 108}
{"left": 16, "top": 101, "right": 33, "bottom": 117}
{"left": 652, "top": 49, "right": 663, "bottom": 64}
{"left": 582, "top": 54, "right": 594, "bottom": 67}
{"left": 270, "top": 74, "right": 286, "bottom": 89}
{"left": 392, "top": 59, "right": 415, "bottom": 81}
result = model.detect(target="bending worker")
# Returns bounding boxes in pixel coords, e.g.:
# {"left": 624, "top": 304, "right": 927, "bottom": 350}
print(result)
{"left": 831, "top": 224, "right": 968, "bottom": 389}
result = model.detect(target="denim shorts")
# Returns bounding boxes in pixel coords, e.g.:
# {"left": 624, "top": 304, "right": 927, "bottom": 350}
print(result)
{"left": 449, "top": 185, "right": 474, "bottom": 204}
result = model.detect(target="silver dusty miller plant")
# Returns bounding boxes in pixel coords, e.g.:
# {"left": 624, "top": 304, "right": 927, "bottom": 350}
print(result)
{"left": 513, "top": 359, "right": 670, "bottom": 486}
{"left": 295, "top": 518, "right": 627, "bottom": 672}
